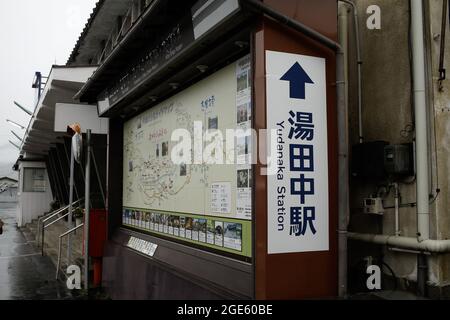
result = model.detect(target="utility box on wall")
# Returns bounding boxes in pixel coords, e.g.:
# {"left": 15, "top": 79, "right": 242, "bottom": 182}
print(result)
{"left": 352, "top": 142, "right": 414, "bottom": 180}
{"left": 384, "top": 143, "right": 414, "bottom": 177}
{"left": 352, "top": 141, "right": 388, "bottom": 180}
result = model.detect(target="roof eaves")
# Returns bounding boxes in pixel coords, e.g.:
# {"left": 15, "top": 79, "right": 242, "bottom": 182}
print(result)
{"left": 66, "top": 0, "right": 107, "bottom": 66}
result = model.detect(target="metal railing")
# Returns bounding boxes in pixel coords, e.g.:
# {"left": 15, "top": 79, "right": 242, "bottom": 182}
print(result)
{"left": 56, "top": 223, "right": 84, "bottom": 280}
{"left": 38, "top": 199, "right": 84, "bottom": 256}
{"left": 36, "top": 204, "right": 71, "bottom": 245}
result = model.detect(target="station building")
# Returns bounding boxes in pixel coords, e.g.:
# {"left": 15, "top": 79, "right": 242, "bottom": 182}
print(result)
{"left": 15, "top": 0, "right": 450, "bottom": 300}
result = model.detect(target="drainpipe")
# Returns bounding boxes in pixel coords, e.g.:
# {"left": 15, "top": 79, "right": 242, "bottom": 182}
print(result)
{"left": 393, "top": 183, "right": 401, "bottom": 236}
{"left": 338, "top": 3, "right": 350, "bottom": 299}
{"left": 411, "top": 0, "right": 430, "bottom": 296}
{"left": 240, "top": 0, "right": 348, "bottom": 298}
{"left": 339, "top": 0, "right": 364, "bottom": 144}
{"left": 411, "top": 0, "right": 430, "bottom": 243}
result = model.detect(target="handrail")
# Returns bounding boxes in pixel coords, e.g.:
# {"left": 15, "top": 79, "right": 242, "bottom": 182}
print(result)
{"left": 37, "top": 198, "right": 85, "bottom": 245}
{"left": 56, "top": 223, "right": 84, "bottom": 280}
{"left": 40, "top": 199, "right": 85, "bottom": 256}
{"left": 37, "top": 205, "right": 70, "bottom": 244}
{"left": 43, "top": 199, "right": 84, "bottom": 224}
{"left": 44, "top": 212, "right": 71, "bottom": 229}
{"left": 36, "top": 198, "right": 84, "bottom": 249}
{"left": 41, "top": 211, "right": 71, "bottom": 256}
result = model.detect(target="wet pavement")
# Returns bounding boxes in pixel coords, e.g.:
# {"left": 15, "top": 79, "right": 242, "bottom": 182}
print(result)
{"left": 0, "top": 202, "right": 72, "bottom": 300}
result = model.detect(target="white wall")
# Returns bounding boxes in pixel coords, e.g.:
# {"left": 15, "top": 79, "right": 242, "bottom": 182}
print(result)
{"left": 17, "top": 161, "right": 53, "bottom": 227}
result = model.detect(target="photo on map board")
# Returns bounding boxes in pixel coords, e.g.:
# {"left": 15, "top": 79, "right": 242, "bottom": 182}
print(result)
{"left": 171, "top": 215, "right": 180, "bottom": 228}
{"left": 224, "top": 222, "right": 242, "bottom": 251}
{"left": 172, "top": 215, "right": 180, "bottom": 236}
{"left": 237, "top": 70, "right": 249, "bottom": 92}
{"left": 237, "top": 103, "right": 249, "bottom": 124}
{"left": 207, "top": 220, "right": 215, "bottom": 244}
{"left": 198, "top": 219, "right": 207, "bottom": 243}
{"left": 214, "top": 221, "right": 224, "bottom": 247}
{"left": 208, "top": 116, "right": 218, "bottom": 130}
{"left": 144, "top": 212, "right": 151, "bottom": 229}
{"left": 237, "top": 169, "right": 249, "bottom": 188}
{"left": 130, "top": 210, "right": 135, "bottom": 225}
{"left": 180, "top": 216, "right": 186, "bottom": 238}
{"left": 138, "top": 211, "right": 144, "bottom": 228}
{"left": 180, "top": 163, "right": 187, "bottom": 177}
{"left": 162, "top": 142, "right": 169, "bottom": 157}
{"left": 162, "top": 214, "right": 169, "bottom": 233}
{"left": 185, "top": 217, "right": 193, "bottom": 230}
{"left": 154, "top": 213, "right": 161, "bottom": 230}
{"left": 185, "top": 217, "right": 193, "bottom": 239}
{"left": 150, "top": 212, "right": 155, "bottom": 230}
{"left": 168, "top": 215, "right": 174, "bottom": 234}
{"left": 192, "top": 218, "right": 200, "bottom": 241}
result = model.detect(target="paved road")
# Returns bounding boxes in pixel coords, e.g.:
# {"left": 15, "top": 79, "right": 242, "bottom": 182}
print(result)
{"left": 0, "top": 202, "right": 71, "bottom": 300}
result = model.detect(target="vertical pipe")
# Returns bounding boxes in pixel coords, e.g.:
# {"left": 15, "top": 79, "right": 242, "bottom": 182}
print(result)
{"left": 411, "top": 0, "right": 430, "bottom": 297}
{"left": 394, "top": 183, "right": 401, "bottom": 236}
{"left": 439, "top": 0, "right": 448, "bottom": 86}
{"left": 355, "top": 8, "right": 363, "bottom": 144}
{"left": 411, "top": 0, "right": 430, "bottom": 242}
{"left": 84, "top": 130, "right": 92, "bottom": 291}
{"left": 417, "top": 253, "right": 428, "bottom": 296}
{"left": 337, "top": 6, "right": 349, "bottom": 296}
{"left": 67, "top": 143, "right": 75, "bottom": 265}
{"left": 339, "top": 0, "right": 363, "bottom": 143}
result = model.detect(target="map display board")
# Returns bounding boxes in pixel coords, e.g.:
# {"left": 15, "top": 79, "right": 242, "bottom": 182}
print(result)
{"left": 122, "top": 56, "right": 252, "bottom": 258}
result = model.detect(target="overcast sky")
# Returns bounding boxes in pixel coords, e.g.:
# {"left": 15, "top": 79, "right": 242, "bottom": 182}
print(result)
{"left": 0, "top": 0, "right": 97, "bottom": 178}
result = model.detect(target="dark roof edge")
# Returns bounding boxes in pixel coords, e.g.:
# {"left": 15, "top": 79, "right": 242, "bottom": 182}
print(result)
{"left": 52, "top": 64, "right": 99, "bottom": 69}
{"left": 0, "top": 177, "right": 18, "bottom": 182}
{"left": 66, "top": 0, "right": 106, "bottom": 66}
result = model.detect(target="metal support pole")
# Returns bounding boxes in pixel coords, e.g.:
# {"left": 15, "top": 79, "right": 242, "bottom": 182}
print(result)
{"left": 84, "top": 130, "right": 92, "bottom": 291}
{"left": 337, "top": 44, "right": 349, "bottom": 299}
{"left": 63, "top": 139, "right": 80, "bottom": 200}
{"left": 91, "top": 150, "right": 106, "bottom": 207}
{"left": 67, "top": 142, "right": 75, "bottom": 265}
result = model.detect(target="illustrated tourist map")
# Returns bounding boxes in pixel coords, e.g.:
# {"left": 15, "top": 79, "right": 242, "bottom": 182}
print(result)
{"left": 122, "top": 57, "right": 252, "bottom": 258}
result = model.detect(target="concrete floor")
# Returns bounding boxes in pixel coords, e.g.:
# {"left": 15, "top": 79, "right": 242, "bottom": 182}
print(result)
{"left": 0, "top": 202, "right": 72, "bottom": 300}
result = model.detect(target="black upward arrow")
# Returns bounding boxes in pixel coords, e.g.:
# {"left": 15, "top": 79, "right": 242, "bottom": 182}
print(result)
{"left": 280, "top": 62, "right": 314, "bottom": 100}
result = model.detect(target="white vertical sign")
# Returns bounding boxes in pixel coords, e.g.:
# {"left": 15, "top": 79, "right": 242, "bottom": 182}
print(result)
{"left": 266, "top": 50, "right": 329, "bottom": 254}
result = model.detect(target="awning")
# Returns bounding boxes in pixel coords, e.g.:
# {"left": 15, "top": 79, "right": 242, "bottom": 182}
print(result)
{"left": 20, "top": 66, "right": 97, "bottom": 156}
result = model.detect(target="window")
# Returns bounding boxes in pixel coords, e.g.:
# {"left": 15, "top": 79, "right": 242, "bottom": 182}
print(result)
{"left": 23, "top": 168, "right": 46, "bottom": 193}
